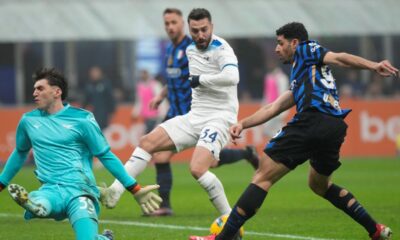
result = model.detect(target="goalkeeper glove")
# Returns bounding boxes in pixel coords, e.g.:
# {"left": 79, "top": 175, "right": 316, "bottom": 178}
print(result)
{"left": 127, "top": 184, "right": 162, "bottom": 214}
{"left": 189, "top": 75, "right": 200, "bottom": 88}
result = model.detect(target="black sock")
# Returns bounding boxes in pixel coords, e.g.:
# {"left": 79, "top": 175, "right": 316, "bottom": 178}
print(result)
{"left": 155, "top": 163, "right": 172, "bottom": 208}
{"left": 324, "top": 184, "right": 377, "bottom": 234}
{"left": 218, "top": 149, "right": 247, "bottom": 167}
{"left": 217, "top": 184, "right": 267, "bottom": 240}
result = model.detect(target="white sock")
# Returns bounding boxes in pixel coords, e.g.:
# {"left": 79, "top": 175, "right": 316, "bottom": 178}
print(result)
{"left": 110, "top": 147, "right": 152, "bottom": 196}
{"left": 197, "top": 171, "right": 231, "bottom": 215}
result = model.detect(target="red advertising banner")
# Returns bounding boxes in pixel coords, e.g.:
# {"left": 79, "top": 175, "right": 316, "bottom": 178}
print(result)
{"left": 0, "top": 100, "right": 399, "bottom": 163}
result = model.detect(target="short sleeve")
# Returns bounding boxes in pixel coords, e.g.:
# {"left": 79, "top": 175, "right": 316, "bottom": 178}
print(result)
{"left": 81, "top": 113, "right": 110, "bottom": 156}
{"left": 299, "top": 41, "right": 329, "bottom": 66}
{"left": 15, "top": 117, "right": 32, "bottom": 152}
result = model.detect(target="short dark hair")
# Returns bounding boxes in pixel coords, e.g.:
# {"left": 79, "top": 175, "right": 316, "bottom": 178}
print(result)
{"left": 276, "top": 22, "right": 308, "bottom": 42}
{"left": 33, "top": 67, "right": 68, "bottom": 100}
{"left": 187, "top": 8, "right": 211, "bottom": 23}
{"left": 163, "top": 8, "right": 182, "bottom": 16}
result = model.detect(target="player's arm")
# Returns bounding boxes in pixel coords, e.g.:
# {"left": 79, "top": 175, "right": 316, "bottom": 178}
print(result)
{"left": 192, "top": 65, "right": 239, "bottom": 88}
{"left": 97, "top": 150, "right": 162, "bottom": 213}
{"left": 150, "top": 85, "right": 168, "bottom": 110}
{"left": 241, "top": 90, "right": 294, "bottom": 128}
{"left": 0, "top": 149, "right": 29, "bottom": 191}
{"left": 189, "top": 44, "right": 239, "bottom": 88}
{"left": 230, "top": 91, "right": 295, "bottom": 141}
{"left": 323, "top": 52, "right": 398, "bottom": 77}
{"left": 97, "top": 150, "right": 137, "bottom": 188}
{"left": 82, "top": 114, "right": 161, "bottom": 213}
{"left": 0, "top": 118, "right": 31, "bottom": 191}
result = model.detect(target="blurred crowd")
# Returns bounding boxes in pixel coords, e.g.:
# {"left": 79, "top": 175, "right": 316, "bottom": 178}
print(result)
{"left": 0, "top": 36, "right": 399, "bottom": 111}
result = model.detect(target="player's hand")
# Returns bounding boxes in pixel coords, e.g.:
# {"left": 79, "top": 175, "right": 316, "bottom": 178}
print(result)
{"left": 230, "top": 123, "right": 243, "bottom": 145}
{"left": 132, "top": 185, "right": 162, "bottom": 214}
{"left": 374, "top": 60, "right": 399, "bottom": 77}
{"left": 0, "top": 182, "right": 5, "bottom": 192}
{"left": 149, "top": 96, "right": 163, "bottom": 110}
{"left": 189, "top": 75, "right": 200, "bottom": 88}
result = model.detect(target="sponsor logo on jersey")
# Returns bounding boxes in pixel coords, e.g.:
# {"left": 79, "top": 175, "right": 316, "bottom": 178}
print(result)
{"left": 62, "top": 124, "right": 73, "bottom": 129}
{"left": 166, "top": 67, "right": 182, "bottom": 78}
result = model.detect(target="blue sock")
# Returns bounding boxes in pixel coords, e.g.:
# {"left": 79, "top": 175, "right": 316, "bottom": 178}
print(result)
{"left": 217, "top": 184, "right": 267, "bottom": 240}
{"left": 155, "top": 163, "right": 172, "bottom": 208}
{"left": 218, "top": 149, "right": 248, "bottom": 166}
{"left": 324, "top": 184, "right": 377, "bottom": 234}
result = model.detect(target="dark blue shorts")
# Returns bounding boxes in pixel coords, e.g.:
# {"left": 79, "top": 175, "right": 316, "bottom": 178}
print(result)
{"left": 264, "top": 110, "right": 348, "bottom": 176}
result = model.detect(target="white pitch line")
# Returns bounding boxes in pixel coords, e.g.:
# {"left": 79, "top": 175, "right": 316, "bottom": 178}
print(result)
{"left": 0, "top": 213, "right": 339, "bottom": 240}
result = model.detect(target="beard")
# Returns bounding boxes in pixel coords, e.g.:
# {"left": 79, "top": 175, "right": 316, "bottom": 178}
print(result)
{"left": 195, "top": 38, "right": 210, "bottom": 50}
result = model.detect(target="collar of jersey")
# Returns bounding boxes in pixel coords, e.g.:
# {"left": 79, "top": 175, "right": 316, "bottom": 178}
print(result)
{"left": 40, "top": 102, "right": 70, "bottom": 117}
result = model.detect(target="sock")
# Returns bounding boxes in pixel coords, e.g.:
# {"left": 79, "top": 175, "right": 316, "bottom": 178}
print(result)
{"left": 218, "top": 148, "right": 248, "bottom": 167}
{"left": 197, "top": 171, "right": 231, "bottom": 215}
{"left": 73, "top": 218, "right": 100, "bottom": 240}
{"left": 110, "top": 147, "right": 152, "bottom": 196}
{"left": 218, "top": 183, "right": 268, "bottom": 240}
{"left": 324, "top": 184, "right": 377, "bottom": 234}
{"left": 155, "top": 162, "right": 173, "bottom": 208}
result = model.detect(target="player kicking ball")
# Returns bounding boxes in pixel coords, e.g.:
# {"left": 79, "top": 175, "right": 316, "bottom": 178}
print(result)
{"left": 190, "top": 22, "right": 397, "bottom": 240}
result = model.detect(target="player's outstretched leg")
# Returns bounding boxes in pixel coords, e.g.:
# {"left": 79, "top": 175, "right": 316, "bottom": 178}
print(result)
{"left": 73, "top": 217, "right": 113, "bottom": 240}
{"left": 323, "top": 184, "right": 393, "bottom": 240}
{"left": 217, "top": 146, "right": 259, "bottom": 169}
{"left": 8, "top": 183, "right": 49, "bottom": 217}
{"left": 244, "top": 145, "right": 260, "bottom": 169}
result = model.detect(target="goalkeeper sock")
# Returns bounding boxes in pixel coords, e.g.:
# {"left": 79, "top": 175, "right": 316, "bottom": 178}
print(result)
{"left": 198, "top": 171, "right": 231, "bottom": 215}
{"left": 155, "top": 163, "right": 172, "bottom": 208}
{"left": 218, "top": 183, "right": 267, "bottom": 239}
{"left": 218, "top": 148, "right": 248, "bottom": 167}
{"left": 110, "top": 147, "right": 151, "bottom": 196}
{"left": 324, "top": 184, "right": 377, "bottom": 235}
{"left": 73, "top": 217, "right": 106, "bottom": 240}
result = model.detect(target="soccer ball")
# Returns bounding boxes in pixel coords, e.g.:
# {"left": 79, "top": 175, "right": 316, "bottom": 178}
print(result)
{"left": 209, "top": 214, "right": 244, "bottom": 237}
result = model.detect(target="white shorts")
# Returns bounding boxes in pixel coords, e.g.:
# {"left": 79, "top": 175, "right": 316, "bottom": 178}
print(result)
{"left": 159, "top": 113, "right": 231, "bottom": 160}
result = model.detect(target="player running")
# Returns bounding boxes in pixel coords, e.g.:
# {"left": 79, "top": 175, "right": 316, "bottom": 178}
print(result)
{"left": 190, "top": 22, "right": 397, "bottom": 240}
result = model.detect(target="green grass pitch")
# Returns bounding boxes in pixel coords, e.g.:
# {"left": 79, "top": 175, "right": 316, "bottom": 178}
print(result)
{"left": 0, "top": 158, "right": 399, "bottom": 239}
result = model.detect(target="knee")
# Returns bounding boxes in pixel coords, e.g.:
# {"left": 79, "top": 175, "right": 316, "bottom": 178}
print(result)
{"left": 190, "top": 166, "right": 207, "bottom": 179}
{"left": 138, "top": 135, "right": 156, "bottom": 153}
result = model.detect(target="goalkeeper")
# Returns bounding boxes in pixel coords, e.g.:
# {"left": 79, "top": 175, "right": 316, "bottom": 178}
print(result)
{"left": 0, "top": 68, "right": 162, "bottom": 240}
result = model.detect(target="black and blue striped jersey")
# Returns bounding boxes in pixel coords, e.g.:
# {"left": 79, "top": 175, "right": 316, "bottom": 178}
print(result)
{"left": 164, "top": 35, "right": 192, "bottom": 119}
{"left": 290, "top": 40, "right": 351, "bottom": 118}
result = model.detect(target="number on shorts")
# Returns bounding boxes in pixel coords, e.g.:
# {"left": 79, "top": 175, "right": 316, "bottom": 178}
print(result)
{"left": 200, "top": 128, "right": 218, "bottom": 143}
{"left": 79, "top": 196, "right": 95, "bottom": 215}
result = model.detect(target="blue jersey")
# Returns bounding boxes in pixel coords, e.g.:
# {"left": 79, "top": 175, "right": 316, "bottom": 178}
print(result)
{"left": 164, "top": 35, "right": 192, "bottom": 119}
{"left": 290, "top": 40, "right": 350, "bottom": 118}
{"left": 0, "top": 103, "right": 135, "bottom": 198}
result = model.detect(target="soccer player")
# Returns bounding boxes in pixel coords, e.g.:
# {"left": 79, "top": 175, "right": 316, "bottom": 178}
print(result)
{"left": 189, "top": 22, "right": 398, "bottom": 240}
{"left": 102, "top": 8, "right": 258, "bottom": 216}
{"left": 0, "top": 68, "right": 162, "bottom": 240}
{"left": 101, "top": 8, "right": 244, "bottom": 217}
